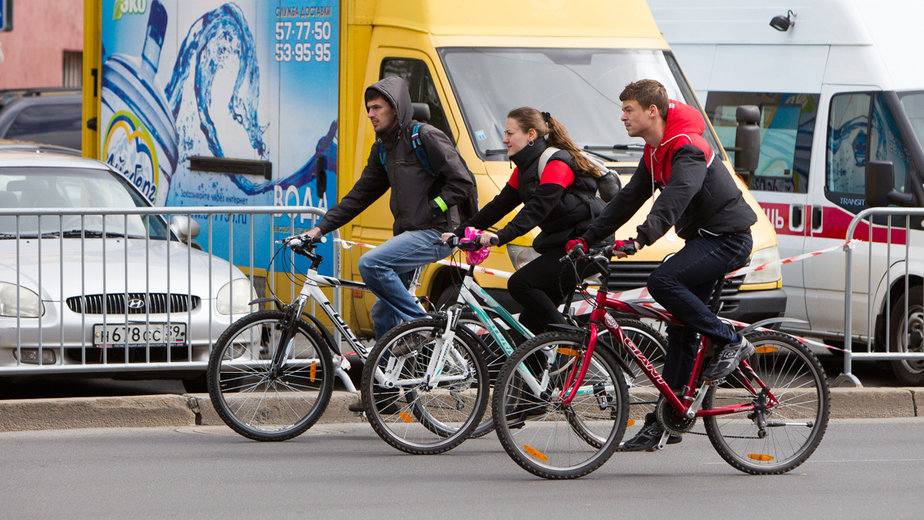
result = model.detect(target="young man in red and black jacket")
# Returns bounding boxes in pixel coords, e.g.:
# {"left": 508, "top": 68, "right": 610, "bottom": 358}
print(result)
{"left": 570, "top": 79, "right": 757, "bottom": 451}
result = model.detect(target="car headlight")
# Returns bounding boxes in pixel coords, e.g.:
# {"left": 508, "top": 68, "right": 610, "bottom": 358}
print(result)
{"left": 506, "top": 244, "right": 541, "bottom": 271}
{"left": 216, "top": 278, "right": 256, "bottom": 315}
{"left": 742, "top": 246, "right": 782, "bottom": 285}
{"left": 0, "top": 282, "right": 44, "bottom": 317}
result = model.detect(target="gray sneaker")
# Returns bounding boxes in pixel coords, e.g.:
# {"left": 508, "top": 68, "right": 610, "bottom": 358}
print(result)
{"left": 702, "top": 336, "right": 755, "bottom": 381}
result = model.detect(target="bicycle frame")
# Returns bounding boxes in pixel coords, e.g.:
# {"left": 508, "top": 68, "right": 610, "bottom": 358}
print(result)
{"left": 280, "top": 243, "right": 425, "bottom": 392}
{"left": 580, "top": 288, "right": 780, "bottom": 419}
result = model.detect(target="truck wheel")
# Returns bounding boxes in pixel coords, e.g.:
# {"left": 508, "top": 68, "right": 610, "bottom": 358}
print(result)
{"left": 888, "top": 285, "right": 924, "bottom": 385}
{"left": 434, "top": 283, "right": 461, "bottom": 311}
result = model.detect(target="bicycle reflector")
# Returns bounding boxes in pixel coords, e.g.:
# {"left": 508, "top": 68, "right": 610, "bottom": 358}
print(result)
{"left": 748, "top": 453, "right": 774, "bottom": 462}
{"left": 523, "top": 444, "right": 549, "bottom": 462}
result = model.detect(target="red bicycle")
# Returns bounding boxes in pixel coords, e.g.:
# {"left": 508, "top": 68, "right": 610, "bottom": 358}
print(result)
{"left": 491, "top": 244, "right": 830, "bottom": 479}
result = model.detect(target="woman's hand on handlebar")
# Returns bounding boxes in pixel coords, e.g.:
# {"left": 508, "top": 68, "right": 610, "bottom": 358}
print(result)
{"left": 478, "top": 231, "right": 499, "bottom": 248}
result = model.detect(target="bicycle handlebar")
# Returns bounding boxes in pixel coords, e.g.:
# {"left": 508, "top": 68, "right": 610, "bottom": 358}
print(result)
{"left": 444, "top": 234, "right": 493, "bottom": 251}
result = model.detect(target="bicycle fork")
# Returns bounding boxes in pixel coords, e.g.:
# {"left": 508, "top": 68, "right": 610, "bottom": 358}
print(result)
{"left": 269, "top": 295, "right": 309, "bottom": 378}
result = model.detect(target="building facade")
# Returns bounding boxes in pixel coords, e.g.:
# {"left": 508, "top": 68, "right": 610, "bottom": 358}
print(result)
{"left": 0, "top": 0, "right": 83, "bottom": 89}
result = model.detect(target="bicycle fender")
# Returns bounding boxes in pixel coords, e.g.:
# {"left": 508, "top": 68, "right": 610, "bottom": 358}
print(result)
{"left": 737, "top": 317, "right": 808, "bottom": 336}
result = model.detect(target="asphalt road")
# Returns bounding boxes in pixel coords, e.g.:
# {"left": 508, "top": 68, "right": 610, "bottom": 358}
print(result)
{"left": 0, "top": 419, "right": 921, "bottom": 519}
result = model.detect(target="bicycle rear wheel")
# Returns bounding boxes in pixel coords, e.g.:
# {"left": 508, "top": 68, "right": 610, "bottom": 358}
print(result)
{"left": 207, "top": 310, "right": 334, "bottom": 441}
{"left": 703, "top": 330, "right": 830, "bottom": 474}
{"left": 492, "top": 331, "right": 629, "bottom": 479}
{"left": 361, "top": 317, "right": 489, "bottom": 455}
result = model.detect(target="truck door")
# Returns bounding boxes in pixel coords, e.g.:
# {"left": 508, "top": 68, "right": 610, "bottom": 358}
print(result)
{"left": 705, "top": 92, "right": 818, "bottom": 327}
{"left": 802, "top": 88, "right": 915, "bottom": 338}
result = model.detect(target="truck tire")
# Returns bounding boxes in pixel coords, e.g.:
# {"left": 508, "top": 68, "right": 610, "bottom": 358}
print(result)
{"left": 888, "top": 285, "right": 924, "bottom": 385}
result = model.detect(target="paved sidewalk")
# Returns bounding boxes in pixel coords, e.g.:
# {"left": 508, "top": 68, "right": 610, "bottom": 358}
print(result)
{"left": 0, "top": 387, "right": 920, "bottom": 433}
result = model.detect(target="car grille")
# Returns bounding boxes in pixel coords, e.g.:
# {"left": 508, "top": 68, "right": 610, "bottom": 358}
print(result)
{"left": 65, "top": 293, "right": 201, "bottom": 315}
{"left": 607, "top": 261, "right": 744, "bottom": 296}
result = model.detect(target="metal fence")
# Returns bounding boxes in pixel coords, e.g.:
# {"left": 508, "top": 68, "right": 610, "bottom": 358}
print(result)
{"left": 842, "top": 207, "right": 924, "bottom": 385}
{"left": 0, "top": 206, "right": 338, "bottom": 378}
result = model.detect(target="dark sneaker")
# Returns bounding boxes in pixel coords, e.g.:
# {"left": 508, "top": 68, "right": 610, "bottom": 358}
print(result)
{"left": 347, "top": 399, "right": 365, "bottom": 412}
{"left": 618, "top": 415, "right": 682, "bottom": 452}
{"left": 702, "top": 336, "right": 756, "bottom": 381}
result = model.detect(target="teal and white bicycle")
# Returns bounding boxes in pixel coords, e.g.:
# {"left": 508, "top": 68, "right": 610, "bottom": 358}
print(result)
{"left": 360, "top": 233, "right": 667, "bottom": 447}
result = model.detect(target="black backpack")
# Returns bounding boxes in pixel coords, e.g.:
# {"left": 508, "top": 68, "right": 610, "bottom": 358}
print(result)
{"left": 538, "top": 146, "right": 621, "bottom": 202}
{"left": 378, "top": 122, "right": 479, "bottom": 221}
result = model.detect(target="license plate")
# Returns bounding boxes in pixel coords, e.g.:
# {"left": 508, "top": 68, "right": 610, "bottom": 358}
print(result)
{"left": 93, "top": 323, "right": 188, "bottom": 348}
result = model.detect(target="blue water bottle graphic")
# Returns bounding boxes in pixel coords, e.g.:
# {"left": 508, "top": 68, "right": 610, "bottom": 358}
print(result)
{"left": 100, "top": 0, "right": 178, "bottom": 206}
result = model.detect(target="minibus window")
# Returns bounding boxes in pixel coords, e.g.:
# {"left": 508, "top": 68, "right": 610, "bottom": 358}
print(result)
{"left": 705, "top": 92, "right": 816, "bottom": 194}
{"left": 826, "top": 92, "right": 914, "bottom": 212}
{"left": 898, "top": 91, "right": 924, "bottom": 163}
{"left": 826, "top": 93, "right": 871, "bottom": 209}
{"left": 381, "top": 58, "right": 453, "bottom": 140}
{"left": 870, "top": 94, "right": 912, "bottom": 194}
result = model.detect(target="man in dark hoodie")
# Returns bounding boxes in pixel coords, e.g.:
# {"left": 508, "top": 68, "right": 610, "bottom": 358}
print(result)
{"left": 569, "top": 79, "right": 757, "bottom": 451}
{"left": 306, "top": 76, "right": 475, "bottom": 341}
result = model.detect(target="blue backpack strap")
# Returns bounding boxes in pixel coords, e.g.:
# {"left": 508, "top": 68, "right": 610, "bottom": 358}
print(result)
{"left": 410, "top": 123, "right": 436, "bottom": 177}
{"left": 378, "top": 123, "right": 436, "bottom": 176}
{"left": 378, "top": 141, "right": 387, "bottom": 173}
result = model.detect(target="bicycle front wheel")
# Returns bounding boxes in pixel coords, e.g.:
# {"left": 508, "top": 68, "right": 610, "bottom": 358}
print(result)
{"left": 492, "top": 331, "right": 629, "bottom": 479}
{"left": 361, "top": 318, "right": 489, "bottom": 455}
{"left": 207, "top": 310, "right": 334, "bottom": 441}
{"left": 703, "top": 330, "right": 830, "bottom": 474}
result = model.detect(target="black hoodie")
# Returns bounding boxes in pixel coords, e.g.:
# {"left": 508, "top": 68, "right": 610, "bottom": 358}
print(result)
{"left": 317, "top": 76, "right": 476, "bottom": 235}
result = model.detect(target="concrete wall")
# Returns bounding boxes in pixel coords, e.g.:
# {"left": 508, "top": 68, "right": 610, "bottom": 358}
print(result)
{"left": 0, "top": 0, "right": 83, "bottom": 89}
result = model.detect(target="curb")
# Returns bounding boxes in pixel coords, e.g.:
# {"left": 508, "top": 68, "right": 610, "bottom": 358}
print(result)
{"left": 0, "top": 388, "right": 920, "bottom": 433}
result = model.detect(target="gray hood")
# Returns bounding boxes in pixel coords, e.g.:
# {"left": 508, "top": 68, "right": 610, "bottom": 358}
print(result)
{"left": 365, "top": 76, "right": 412, "bottom": 138}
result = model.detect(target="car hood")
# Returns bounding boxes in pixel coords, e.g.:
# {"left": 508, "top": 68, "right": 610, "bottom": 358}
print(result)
{"left": 0, "top": 238, "right": 246, "bottom": 300}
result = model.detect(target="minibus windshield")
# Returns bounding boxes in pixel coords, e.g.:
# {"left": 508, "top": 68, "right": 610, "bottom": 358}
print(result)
{"left": 439, "top": 48, "right": 718, "bottom": 162}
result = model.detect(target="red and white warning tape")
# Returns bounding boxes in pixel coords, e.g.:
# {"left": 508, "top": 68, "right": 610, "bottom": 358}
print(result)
{"left": 337, "top": 237, "right": 862, "bottom": 284}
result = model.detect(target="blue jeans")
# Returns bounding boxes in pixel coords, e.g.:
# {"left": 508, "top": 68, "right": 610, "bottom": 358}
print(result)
{"left": 358, "top": 229, "right": 451, "bottom": 340}
{"left": 646, "top": 232, "right": 753, "bottom": 390}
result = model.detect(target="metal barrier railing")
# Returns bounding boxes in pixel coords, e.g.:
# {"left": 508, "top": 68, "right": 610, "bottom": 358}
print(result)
{"left": 842, "top": 207, "right": 924, "bottom": 385}
{"left": 0, "top": 206, "right": 337, "bottom": 376}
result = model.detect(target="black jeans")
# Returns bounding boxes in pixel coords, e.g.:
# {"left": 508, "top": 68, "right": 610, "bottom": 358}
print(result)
{"left": 647, "top": 232, "right": 753, "bottom": 390}
{"left": 508, "top": 250, "right": 589, "bottom": 334}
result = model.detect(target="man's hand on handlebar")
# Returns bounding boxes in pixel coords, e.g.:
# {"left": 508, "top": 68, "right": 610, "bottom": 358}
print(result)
{"left": 612, "top": 238, "right": 639, "bottom": 259}
{"left": 565, "top": 237, "right": 588, "bottom": 256}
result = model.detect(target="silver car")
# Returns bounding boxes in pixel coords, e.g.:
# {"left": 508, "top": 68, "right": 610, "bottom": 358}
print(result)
{"left": 0, "top": 143, "right": 254, "bottom": 389}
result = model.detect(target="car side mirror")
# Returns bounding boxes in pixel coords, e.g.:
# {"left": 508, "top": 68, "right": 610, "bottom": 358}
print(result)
{"left": 728, "top": 105, "right": 760, "bottom": 174}
{"left": 866, "top": 160, "right": 916, "bottom": 207}
{"left": 170, "top": 215, "right": 201, "bottom": 246}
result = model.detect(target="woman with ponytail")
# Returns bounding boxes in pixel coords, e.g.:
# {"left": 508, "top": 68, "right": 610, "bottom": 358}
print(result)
{"left": 442, "top": 106, "right": 608, "bottom": 334}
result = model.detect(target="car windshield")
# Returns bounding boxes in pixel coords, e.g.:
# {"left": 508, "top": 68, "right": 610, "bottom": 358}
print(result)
{"left": 439, "top": 48, "right": 718, "bottom": 162}
{"left": 0, "top": 166, "right": 170, "bottom": 239}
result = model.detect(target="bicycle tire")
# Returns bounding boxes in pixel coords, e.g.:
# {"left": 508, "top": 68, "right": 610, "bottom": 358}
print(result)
{"left": 207, "top": 310, "right": 334, "bottom": 441}
{"left": 703, "top": 330, "right": 830, "bottom": 474}
{"left": 492, "top": 331, "right": 629, "bottom": 479}
{"left": 361, "top": 317, "right": 489, "bottom": 455}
